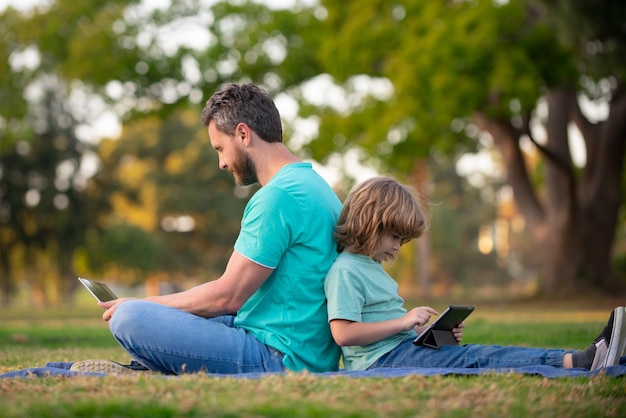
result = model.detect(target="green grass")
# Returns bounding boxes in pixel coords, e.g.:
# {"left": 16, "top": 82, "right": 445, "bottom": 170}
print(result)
{"left": 1, "top": 303, "right": 625, "bottom": 417}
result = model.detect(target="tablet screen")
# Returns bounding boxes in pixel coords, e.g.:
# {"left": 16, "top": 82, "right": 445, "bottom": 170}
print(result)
{"left": 77, "top": 277, "right": 118, "bottom": 302}
{"left": 413, "top": 305, "right": 474, "bottom": 345}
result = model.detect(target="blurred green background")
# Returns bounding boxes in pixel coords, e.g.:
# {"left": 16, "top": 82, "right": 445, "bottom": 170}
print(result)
{"left": 1, "top": 0, "right": 625, "bottom": 307}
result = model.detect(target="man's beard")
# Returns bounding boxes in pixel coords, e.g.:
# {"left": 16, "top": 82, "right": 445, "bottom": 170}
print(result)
{"left": 232, "top": 147, "right": 258, "bottom": 186}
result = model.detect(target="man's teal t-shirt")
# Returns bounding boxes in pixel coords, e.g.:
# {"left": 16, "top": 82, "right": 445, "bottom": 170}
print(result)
{"left": 325, "top": 252, "right": 416, "bottom": 371}
{"left": 233, "top": 162, "right": 342, "bottom": 372}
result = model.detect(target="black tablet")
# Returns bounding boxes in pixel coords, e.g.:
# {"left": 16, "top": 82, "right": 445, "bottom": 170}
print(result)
{"left": 413, "top": 305, "right": 474, "bottom": 348}
{"left": 77, "top": 277, "right": 118, "bottom": 302}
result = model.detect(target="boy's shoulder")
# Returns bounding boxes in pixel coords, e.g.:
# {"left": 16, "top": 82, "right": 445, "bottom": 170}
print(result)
{"left": 336, "top": 252, "right": 374, "bottom": 263}
{"left": 330, "top": 253, "right": 378, "bottom": 274}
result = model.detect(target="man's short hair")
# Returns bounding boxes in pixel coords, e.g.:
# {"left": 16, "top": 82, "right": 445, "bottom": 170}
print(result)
{"left": 202, "top": 83, "right": 283, "bottom": 143}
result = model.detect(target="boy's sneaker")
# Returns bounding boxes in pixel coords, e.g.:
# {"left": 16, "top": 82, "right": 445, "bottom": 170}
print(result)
{"left": 70, "top": 359, "right": 150, "bottom": 375}
{"left": 604, "top": 306, "right": 626, "bottom": 368}
{"left": 589, "top": 338, "right": 608, "bottom": 370}
{"left": 590, "top": 306, "right": 626, "bottom": 370}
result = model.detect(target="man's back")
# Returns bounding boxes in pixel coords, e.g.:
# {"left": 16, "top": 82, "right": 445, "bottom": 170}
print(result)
{"left": 234, "top": 162, "right": 342, "bottom": 372}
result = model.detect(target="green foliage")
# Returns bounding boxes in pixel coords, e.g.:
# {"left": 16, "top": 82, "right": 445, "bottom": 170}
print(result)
{"left": 537, "top": 0, "right": 626, "bottom": 83}
{"left": 89, "top": 109, "right": 249, "bottom": 280}
{"left": 0, "top": 0, "right": 290, "bottom": 302}
{"left": 294, "top": 0, "right": 626, "bottom": 292}
{"left": 309, "top": 0, "right": 580, "bottom": 168}
{"left": 2, "top": 0, "right": 624, "bottom": 302}
{"left": 86, "top": 223, "right": 165, "bottom": 275}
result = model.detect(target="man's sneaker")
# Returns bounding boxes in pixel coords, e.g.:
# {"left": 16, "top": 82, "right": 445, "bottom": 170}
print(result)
{"left": 604, "top": 306, "right": 626, "bottom": 368}
{"left": 70, "top": 359, "right": 149, "bottom": 375}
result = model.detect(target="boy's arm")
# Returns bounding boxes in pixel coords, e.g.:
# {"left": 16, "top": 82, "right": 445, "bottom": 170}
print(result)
{"left": 329, "top": 318, "right": 407, "bottom": 346}
{"left": 330, "top": 306, "right": 438, "bottom": 346}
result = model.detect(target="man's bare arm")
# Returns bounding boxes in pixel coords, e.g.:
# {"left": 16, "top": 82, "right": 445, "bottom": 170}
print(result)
{"left": 100, "top": 250, "right": 273, "bottom": 321}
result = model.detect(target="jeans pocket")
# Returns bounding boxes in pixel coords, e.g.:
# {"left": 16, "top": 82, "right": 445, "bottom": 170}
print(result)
{"left": 271, "top": 348, "right": 284, "bottom": 359}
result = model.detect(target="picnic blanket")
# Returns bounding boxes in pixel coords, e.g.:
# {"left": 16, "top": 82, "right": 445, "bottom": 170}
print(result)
{"left": 2, "top": 362, "right": 626, "bottom": 379}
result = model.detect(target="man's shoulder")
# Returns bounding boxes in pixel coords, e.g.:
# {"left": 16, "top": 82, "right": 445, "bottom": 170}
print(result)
{"left": 259, "top": 165, "right": 339, "bottom": 208}
{"left": 272, "top": 163, "right": 332, "bottom": 188}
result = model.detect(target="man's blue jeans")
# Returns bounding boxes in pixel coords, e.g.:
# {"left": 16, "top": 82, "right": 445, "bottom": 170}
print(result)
{"left": 370, "top": 337, "right": 570, "bottom": 369}
{"left": 109, "top": 300, "right": 286, "bottom": 375}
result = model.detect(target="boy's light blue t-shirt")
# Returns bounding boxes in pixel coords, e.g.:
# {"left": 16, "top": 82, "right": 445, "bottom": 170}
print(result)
{"left": 234, "top": 162, "right": 342, "bottom": 372}
{"left": 325, "top": 252, "right": 416, "bottom": 371}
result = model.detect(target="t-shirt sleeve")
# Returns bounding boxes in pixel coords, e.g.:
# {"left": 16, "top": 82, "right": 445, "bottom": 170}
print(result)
{"left": 234, "top": 186, "right": 298, "bottom": 269}
{"left": 325, "top": 264, "right": 365, "bottom": 323}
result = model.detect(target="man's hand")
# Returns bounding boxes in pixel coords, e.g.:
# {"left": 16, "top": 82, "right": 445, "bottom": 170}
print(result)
{"left": 98, "top": 298, "right": 137, "bottom": 322}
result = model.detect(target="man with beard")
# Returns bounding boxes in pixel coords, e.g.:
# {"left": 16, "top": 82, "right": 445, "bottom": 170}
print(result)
{"left": 71, "top": 83, "right": 342, "bottom": 375}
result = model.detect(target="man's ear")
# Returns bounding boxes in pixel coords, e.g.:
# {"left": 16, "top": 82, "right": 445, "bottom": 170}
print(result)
{"left": 236, "top": 123, "right": 251, "bottom": 145}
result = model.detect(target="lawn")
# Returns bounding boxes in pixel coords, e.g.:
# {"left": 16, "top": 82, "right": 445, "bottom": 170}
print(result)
{"left": 1, "top": 301, "right": 625, "bottom": 417}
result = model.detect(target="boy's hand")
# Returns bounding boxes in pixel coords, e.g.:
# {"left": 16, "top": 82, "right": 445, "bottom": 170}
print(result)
{"left": 452, "top": 322, "right": 465, "bottom": 342}
{"left": 404, "top": 306, "right": 439, "bottom": 331}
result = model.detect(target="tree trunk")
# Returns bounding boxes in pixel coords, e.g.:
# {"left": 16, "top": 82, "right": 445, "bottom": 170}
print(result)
{"left": 411, "top": 161, "right": 432, "bottom": 298}
{"left": 0, "top": 248, "right": 13, "bottom": 306}
{"left": 577, "top": 87, "right": 626, "bottom": 289}
{"left": 543, "top": 90, "right": 582, "bottom": 294}
{"left": 473, "top": 113, "right": 546, "bottom": 239}
{"left": 473, "top": 86, "right": 625, "bottom": 295}
{"left": 57, "top": 242, "right": 78, "bottom": 305}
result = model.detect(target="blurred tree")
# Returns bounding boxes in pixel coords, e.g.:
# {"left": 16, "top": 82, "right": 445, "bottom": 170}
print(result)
{"left": 86, "top": 223, "right": 165, "bottom": 277}
{"left": 297, "top": 0, "right": 625, "bottom": 295}
{"left": 0, "top": 1, "right": 145, "bottom": 305}
{"left": 383, "top": 153, "right": 509, "bottom": 299}
{"left": 0, "top": 75, "right": 99, "bottom": 304}
{"left": 89, "top": 109, "right": 249, "bottom": 283}
{"left": 0, "top": 0, "right": 321, "bottom": 304}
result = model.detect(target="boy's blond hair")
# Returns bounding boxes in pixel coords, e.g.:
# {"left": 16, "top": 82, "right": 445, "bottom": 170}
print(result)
{"left": 335, "top": 176, "right": 427, "bottom": 257}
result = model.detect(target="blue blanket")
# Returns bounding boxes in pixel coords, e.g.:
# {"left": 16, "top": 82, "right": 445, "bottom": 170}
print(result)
{"left": 2, "top": 362, "right": 625, "bottom": 379}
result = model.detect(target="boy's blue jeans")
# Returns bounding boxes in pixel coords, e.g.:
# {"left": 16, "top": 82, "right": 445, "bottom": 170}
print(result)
{"left": 109, "top": 300, "right": 286, "bottom": 375}
{"left": 370, "top": 336, "right": 570, "bottom": 369}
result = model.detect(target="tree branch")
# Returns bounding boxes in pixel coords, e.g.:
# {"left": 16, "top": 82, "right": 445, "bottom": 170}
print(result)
{"left": 473, "top": 111, "right": 546, "bottom": 232}
{"left": 519, "top": 111, "right": 574, "bottom": 177}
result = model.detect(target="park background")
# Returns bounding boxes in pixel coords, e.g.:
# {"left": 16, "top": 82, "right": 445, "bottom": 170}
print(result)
{"left": 1, "top": 0, "right": 625, "bottom": 308}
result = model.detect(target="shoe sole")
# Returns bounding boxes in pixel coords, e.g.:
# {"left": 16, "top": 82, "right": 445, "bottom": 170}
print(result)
{"left": 70, "top": 359, "right": 141, "bottom": 375}
{"left": 590, "top": 338, "right": 608, "bottom": 370}
{"left": 605, "top": 306, "right": 626, "bottom": 367}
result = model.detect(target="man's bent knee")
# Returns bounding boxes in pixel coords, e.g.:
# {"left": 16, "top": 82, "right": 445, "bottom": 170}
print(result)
{"left": 109, "top": 300, "right": 154, "bottom": 337}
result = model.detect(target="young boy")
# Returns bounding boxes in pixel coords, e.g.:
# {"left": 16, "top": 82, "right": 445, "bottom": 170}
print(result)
{"left": 325, "top": 176, "right": 626, "bottom": 371}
